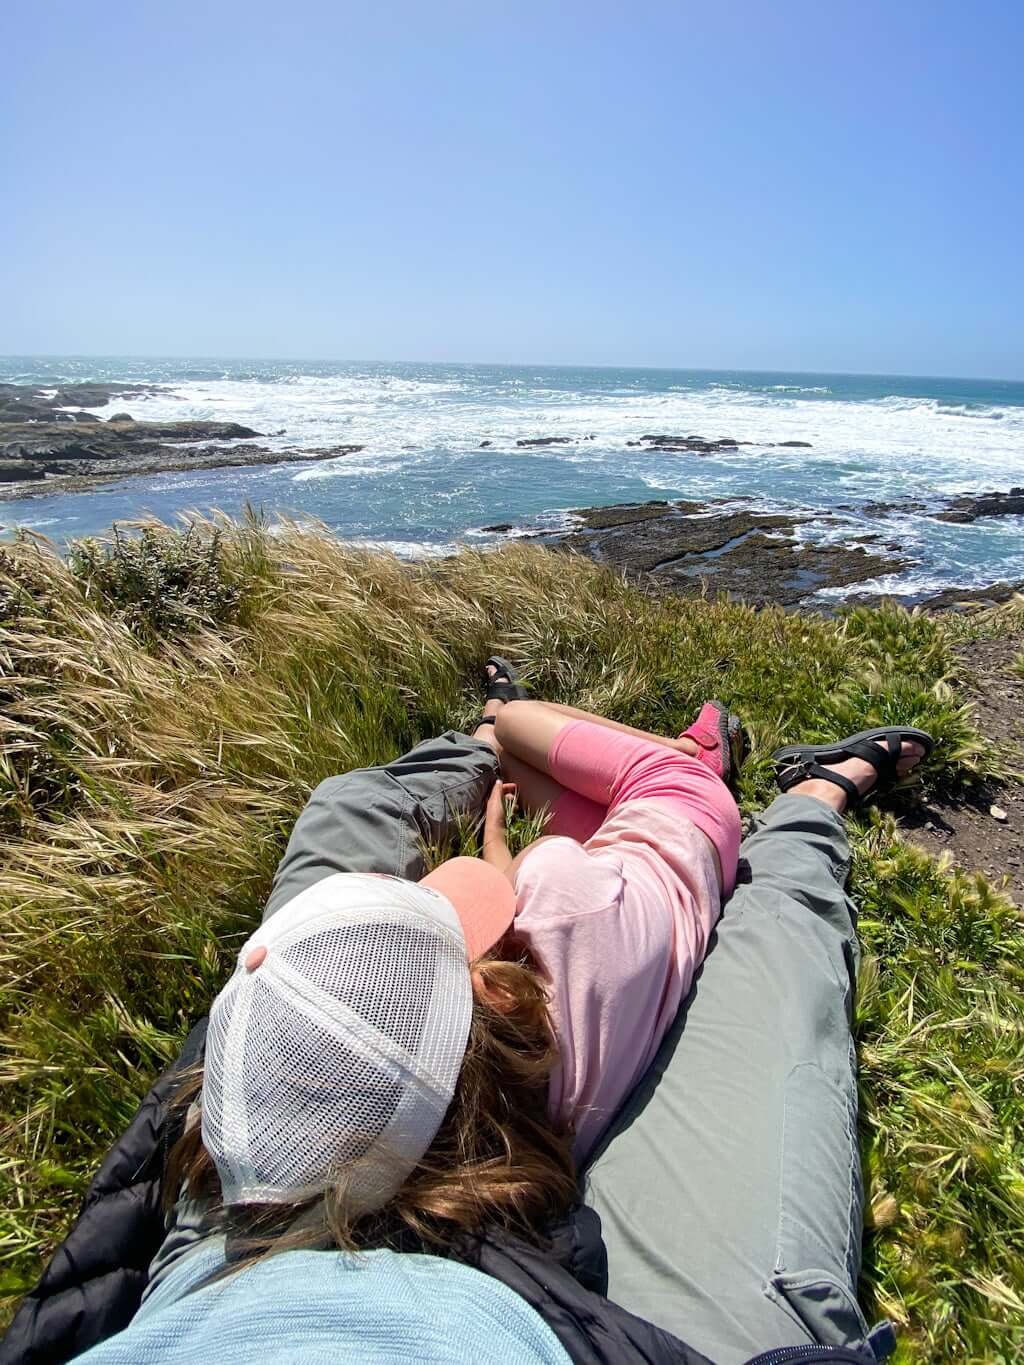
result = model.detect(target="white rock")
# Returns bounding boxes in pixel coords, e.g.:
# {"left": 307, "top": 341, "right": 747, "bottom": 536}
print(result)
{"left": 989, "top": 805, "right": 1008, "bottom": 822}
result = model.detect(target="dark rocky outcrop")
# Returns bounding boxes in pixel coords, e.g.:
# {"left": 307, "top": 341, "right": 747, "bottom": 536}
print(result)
{"left": 530, "top": 498, "right": 911, "bottom": 609}
{"left": 0, "top": 444, "right": 363, "bottom": 500}
{"left": 2, "top": 420, "right": 262, "bottom": 466}
{"left": 481, "top": 522, "right": 514, "bottom": 533}
{"left": 856, "top": 499, "right": 928, "bottom": 518}
{"left": 0, "top": 382, "right": 369, "bottom": 495}
{"left": 0, "top": 382, "right": 164, "bottom": 424}
{"left": 307, "top": 444, "right": 365, "bottom": 460}
{"left": 637, "top": 434, "right": 743, "bottom": 454}
{"left": 931, "top": 488, "right": 1024, "bottom": 523}
{"left": 49, "top": 382, "right": 165, "bottom": 408}
{"left": 488, "top": 433, "right": 805, "bottom": 456}
{"left": 898, "top": 581, "right": 1024, "bottom": 612}
{"left": 776, "top": 440, "right": 813, "bottom": 448}
{"left": 0, "top": 459, "right": 46, "bottom": 482}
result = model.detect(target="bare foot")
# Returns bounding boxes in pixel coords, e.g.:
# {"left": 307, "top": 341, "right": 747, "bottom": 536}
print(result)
{"left": 786, "top": 739, "right": 927, "bottom": 814}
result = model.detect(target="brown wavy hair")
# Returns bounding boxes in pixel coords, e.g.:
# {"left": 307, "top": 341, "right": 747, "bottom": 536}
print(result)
{"left": 166, "top": 946, "right": 577, "bottom": 1263}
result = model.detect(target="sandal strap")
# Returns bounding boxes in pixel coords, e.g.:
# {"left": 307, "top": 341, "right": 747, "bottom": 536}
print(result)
{"left": 842, "top": 735, "right": 901, "bottom": 784}
{"left": 483, "top": 655, "right": 529, "bottom": 702}
{"left": 476, "top": 714, "right": 497, "bottom": 727}
{"left": 485, "top": 680, "right": 527, "bottom": 703}
{"left": 778, "top": 761, "right": 862, "bottom": 806}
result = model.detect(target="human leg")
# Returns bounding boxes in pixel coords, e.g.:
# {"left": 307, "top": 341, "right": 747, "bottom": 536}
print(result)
{"left": 477, "top": 667, "right": 733, "bottom": 839}
{"left": 262, "top": 730, "right": 500, "bottom": 920}
{"left": 474, "top": 670, "right": 611, "bottom": 840}
{"left": 493, "top": 699, "right": 685, "bottom": 777}
{"left": 582, "top": 739, "right": 927, "bottom": 1362}
{"left": 496, "top": 707, "right": 740, "bottom": 893}
{"left": 583, "top": 794, "right": 865, "bottom": 1360}
{"left": 538, "top": 701, "right": 701, "bottom": 756}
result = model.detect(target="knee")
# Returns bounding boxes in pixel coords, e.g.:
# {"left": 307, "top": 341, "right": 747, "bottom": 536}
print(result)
{"left": 492, "top": 697, "right": 535, "bottom": 742}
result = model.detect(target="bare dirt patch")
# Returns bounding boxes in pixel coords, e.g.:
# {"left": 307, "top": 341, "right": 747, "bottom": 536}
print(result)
{"left": 899, "top": 633, "right": 1024, "bottom": 904}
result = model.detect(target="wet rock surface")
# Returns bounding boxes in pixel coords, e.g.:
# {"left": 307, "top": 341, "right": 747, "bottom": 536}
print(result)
{"left": 635, "top": 434, "right": 747, "bottom": 454}
{"left": 500, "top": 432, "right": 801, "bottom": 455}
{"left": 931, "top": 487, "right": 1024, "bottom": 523}
{"left": 0, "top": 381, "right": 167, "bottom": 425}
{"left": 902, "top": 581, "right": 1024, "bottom": 612}
{"left": 532, "top": 498, "right": 911, "bottom": 608}
{"left": 0, "top": 382, "right": 364, "bottom": 498}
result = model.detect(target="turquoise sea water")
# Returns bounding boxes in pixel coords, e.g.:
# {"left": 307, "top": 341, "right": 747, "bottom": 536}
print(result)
{"left": 2, "top": 357, "right": 1023, "bottom": 600}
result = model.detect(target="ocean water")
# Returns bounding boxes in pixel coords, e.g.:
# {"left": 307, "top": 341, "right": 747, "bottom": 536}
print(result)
{"left": 2, "top": 356, "right": 1023, "bottom": 601}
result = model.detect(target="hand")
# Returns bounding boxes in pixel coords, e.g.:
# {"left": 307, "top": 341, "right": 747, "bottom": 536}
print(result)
{"left": 485, "top": 779, "right": 517, "bottom": 836}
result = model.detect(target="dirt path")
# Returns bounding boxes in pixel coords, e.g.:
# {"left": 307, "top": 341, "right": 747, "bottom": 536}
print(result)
{"left": 899, "top": 632, "right": 1024, "bottom": 904}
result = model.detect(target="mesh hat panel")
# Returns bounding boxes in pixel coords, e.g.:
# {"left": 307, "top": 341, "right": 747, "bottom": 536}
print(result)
{"left": 202, "top": 876, "right": 474, "bottom": 1210}
{"left": 242, "top": 974, "right": 404, "bottom": 1190}
{"left": 285, "top": 921, "right": 434, "bottom": 1053}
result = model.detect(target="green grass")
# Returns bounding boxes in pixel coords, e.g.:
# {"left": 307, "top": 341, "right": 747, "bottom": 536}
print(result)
{"left": 1, "top": 518, "right": 1022, "bottom": 1361}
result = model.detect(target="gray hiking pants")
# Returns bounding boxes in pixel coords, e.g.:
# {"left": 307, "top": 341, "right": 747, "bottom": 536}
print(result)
{"left": 583, "top": 794, "right": 868, "bottom": 1362}
{"left": 261, "top": 730, "right": 502, "bottom": 920}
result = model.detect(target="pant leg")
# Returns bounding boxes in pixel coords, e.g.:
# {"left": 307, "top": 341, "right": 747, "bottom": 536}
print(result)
{"left": 583, "top": 795, "right": 869, "bottom": 1364}
{"left": 263, "top": 730, "right": 500, "bottom": 919}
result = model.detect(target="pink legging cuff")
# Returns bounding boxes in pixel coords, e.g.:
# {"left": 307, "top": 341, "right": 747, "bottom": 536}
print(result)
{"left": 546, "top": 720, "right": 741, "bottom": 894}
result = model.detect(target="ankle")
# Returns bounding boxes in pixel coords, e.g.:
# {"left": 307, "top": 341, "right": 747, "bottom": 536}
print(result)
{"left": 784, "top": 778, "right": 848, "bottom": 814}
{"left": 473, "top": 723, "right": 500, "bottom": 750}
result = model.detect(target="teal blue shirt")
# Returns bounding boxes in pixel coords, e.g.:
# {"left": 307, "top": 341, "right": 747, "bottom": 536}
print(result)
{"left": 73, "top": 1237, "right": 571, "bottom": 1364}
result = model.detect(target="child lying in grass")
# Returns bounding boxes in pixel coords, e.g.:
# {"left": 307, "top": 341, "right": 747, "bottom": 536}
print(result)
{"left": 471, "top": 660, "right": 742, "bottom": 1156}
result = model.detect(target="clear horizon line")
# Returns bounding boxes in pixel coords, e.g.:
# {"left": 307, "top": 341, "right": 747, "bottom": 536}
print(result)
{"left": 2, "top": 351, "right": 1023, "bottom": 386}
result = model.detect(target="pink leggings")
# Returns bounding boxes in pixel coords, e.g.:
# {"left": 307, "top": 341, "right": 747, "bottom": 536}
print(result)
{"left": 546, "top": 720, "right": 742, "bottom": 895}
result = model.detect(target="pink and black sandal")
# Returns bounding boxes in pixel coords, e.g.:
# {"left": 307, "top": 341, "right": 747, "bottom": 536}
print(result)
{"left": 680, "top": 700, "right": 745, "bottom": 784}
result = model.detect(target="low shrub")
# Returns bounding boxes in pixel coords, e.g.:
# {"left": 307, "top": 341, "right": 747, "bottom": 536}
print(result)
{"left": 69, "top": 524, "right": 241, "bottom": 640}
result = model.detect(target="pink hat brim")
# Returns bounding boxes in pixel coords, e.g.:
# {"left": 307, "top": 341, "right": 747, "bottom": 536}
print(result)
{"left": 419, "top": 857, "right": 517, "bottom": 962}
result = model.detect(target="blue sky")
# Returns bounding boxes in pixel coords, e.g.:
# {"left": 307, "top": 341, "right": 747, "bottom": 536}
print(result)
{"left": 3, "top": 1, "right": 1022, "bottom": 377}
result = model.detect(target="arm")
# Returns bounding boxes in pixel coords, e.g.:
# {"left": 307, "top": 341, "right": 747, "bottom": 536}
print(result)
{"left": 481, "top": 780, "right": 517, "bottom": 880}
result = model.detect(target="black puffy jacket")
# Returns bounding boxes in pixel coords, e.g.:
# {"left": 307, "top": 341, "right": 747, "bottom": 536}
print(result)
{"left": 0, "top": 1020, "right": 886, "bottom": 1365}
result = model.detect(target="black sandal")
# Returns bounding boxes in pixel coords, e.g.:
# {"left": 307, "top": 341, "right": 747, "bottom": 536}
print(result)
{"left": 773, "top": 726, "right": 934, "bottom": 807}
{"left": 477, "top": 655, "right": 529, "bottom": 726}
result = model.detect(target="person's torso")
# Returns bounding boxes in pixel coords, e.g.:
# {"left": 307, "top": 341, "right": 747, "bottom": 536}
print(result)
{"left": 513, "top": 799, "right": 720, "bottom": 1158}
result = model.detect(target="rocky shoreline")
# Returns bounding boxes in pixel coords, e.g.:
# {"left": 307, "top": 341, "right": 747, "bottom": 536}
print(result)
{"left": 517, "top": 493, "right": 1024, "bottom": 612}
{"left": 3, "top": 384, "right": 1022, "bottom": 611}
{"left": 0, "top": 382, "right": 363, "bottom": 498}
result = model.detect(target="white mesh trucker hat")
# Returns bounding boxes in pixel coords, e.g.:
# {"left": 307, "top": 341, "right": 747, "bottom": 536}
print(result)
{"left": 201, "top": 866, "right": 515, "bottom": 1212}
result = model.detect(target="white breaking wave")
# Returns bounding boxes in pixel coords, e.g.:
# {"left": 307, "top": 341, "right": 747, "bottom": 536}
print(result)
{"left": 344, "top": 538, "right": 460, "bottom": 560}
{"left": 81, "top": 371, "right": 1024, "bottom": 498}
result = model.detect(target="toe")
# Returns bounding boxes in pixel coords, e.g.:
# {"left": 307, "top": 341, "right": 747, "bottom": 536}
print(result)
{"left": 894, "top": 740, "right": 927, "bottom": 777}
